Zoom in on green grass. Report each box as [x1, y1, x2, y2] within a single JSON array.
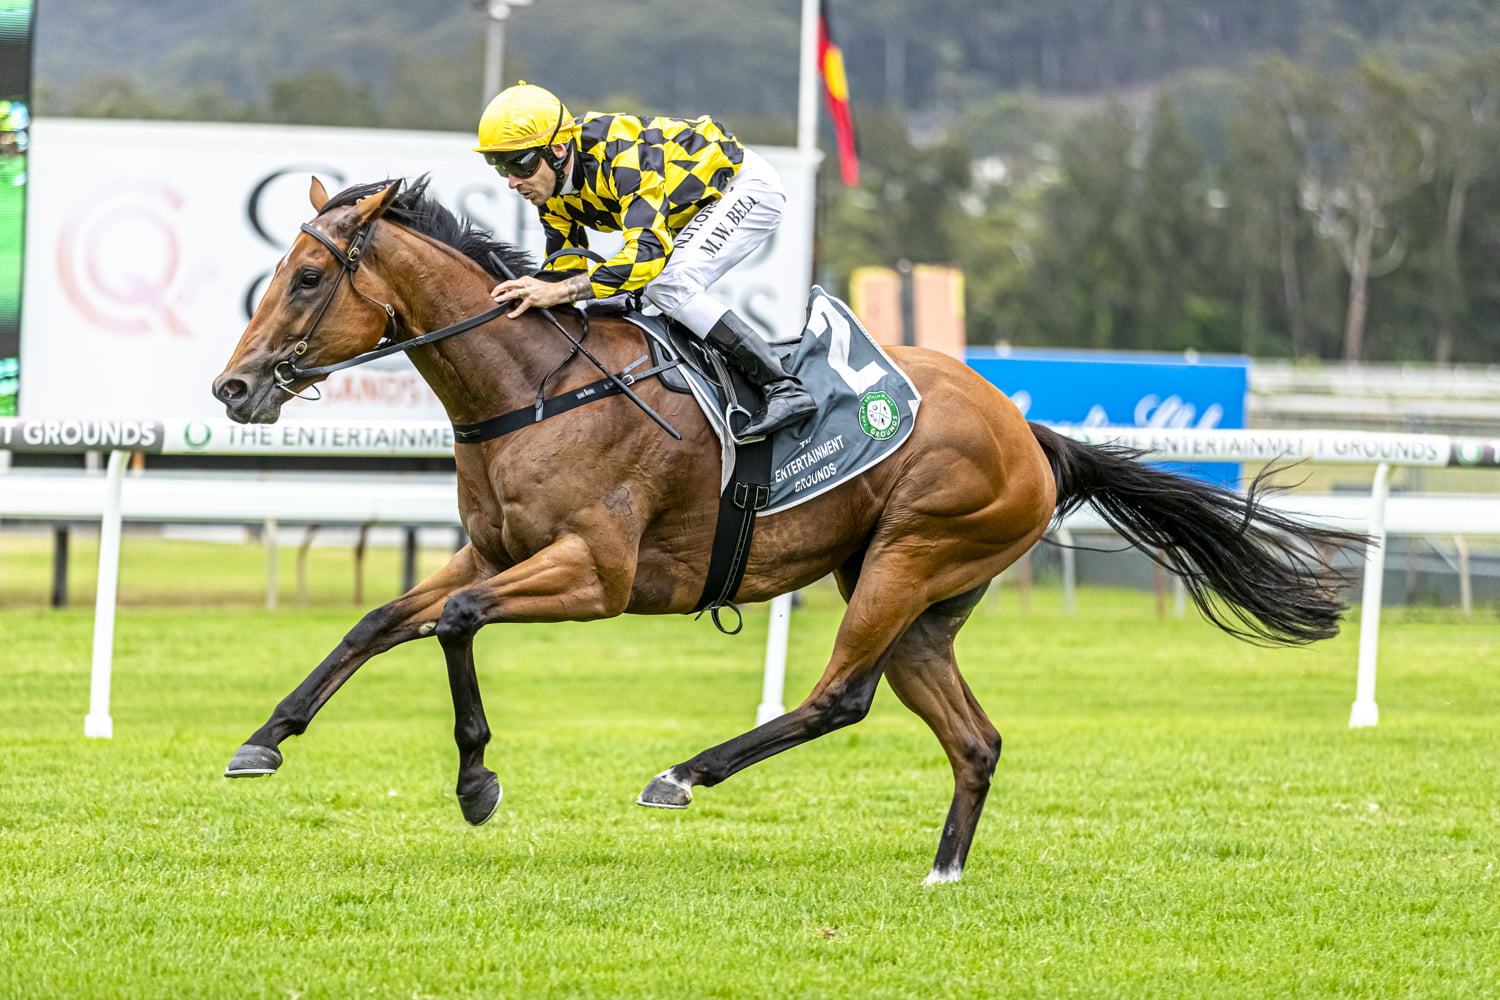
[[2, 536, 1498, 999]]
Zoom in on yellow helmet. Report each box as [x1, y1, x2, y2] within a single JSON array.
[[473, 82, 580, 153]]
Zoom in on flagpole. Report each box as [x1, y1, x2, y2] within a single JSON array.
[[797, 0, 819, 155]]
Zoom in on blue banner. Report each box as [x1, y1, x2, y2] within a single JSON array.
[[965, 348, 1250, 486]]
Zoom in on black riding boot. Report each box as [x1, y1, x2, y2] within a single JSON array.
[[703, 312, 818, 440]]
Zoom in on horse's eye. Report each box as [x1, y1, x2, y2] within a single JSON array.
[[296, 268, 322, 289]]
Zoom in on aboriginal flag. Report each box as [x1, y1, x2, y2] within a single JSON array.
[[818, 0, 859, 186]]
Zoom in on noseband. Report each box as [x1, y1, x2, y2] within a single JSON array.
[[272, 219, 400, 395]]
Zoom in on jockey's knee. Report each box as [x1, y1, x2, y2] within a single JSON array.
[[640, 279, 689, 317], [643, 285, 727, 338]]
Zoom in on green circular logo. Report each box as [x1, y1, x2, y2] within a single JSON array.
[[858, 391, 900, 440], [183, 421, 213, 449]]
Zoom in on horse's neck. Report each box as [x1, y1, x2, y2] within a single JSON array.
[[392, 252, 559, 426]]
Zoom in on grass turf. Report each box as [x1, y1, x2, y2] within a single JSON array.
[[1, 536, 1497, 998]]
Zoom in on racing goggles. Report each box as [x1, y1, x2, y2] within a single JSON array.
[[483, 147, 547, 179]]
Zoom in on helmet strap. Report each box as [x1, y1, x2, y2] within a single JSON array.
[[540, 102, 570, 198], [546, 144, 571, 198]]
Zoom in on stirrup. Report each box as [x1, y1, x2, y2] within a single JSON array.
[[736, 390, 816, 442]]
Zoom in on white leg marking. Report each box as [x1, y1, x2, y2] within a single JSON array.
[[418, 622, 437, 637], [923, 865, 963, 885]]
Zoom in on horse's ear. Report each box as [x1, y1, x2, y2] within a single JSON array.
[[309, 176, 329, 211], [354, 180, 403, 223]]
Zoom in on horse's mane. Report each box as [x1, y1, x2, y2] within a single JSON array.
[[320, 176, 537, 280]]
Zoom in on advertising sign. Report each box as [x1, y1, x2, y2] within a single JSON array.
[[966, 347, 1250, 485], [19, 119, 815, 422]]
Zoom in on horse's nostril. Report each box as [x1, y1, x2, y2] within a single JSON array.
[[216, 378, 247, 403]]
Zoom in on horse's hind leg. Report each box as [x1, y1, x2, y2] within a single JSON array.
[[224, 546, 490, 778], [638, 580, 1000, 883], [637, 559, 935, 809], [879, 586, 1001, 884]]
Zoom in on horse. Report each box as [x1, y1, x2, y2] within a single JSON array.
[[212, 176, 1366, 883]]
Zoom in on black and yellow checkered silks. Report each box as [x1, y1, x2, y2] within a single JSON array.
[[539, 112, 745, 299]]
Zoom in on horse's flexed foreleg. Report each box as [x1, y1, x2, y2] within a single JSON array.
[[224, 545, 492, 778], [427, 531, 638, 825], [433, 595, 502, 826]]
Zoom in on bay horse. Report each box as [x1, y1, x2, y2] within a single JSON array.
[[212, 177, 1364, 883]]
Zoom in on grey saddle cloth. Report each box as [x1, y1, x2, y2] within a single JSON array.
[[620, 287, 922, 514]]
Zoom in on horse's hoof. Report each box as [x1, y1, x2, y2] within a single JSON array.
[[458, 773, 502, 826], [636, 770, 692, 809], [224, 744, 282, 777]]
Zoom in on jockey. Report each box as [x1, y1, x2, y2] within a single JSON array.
[[475, 82, 816, 441]]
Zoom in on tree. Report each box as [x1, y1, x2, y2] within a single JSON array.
[[816, 109, 970, 281], [1224, 62, 1316, 357], [384, 49, 487, 133], [65, 73, 171, 119], [1020, 102, 1139, 349], [1284, 58, 1430, 361], [1412, 49, 1500, 363], [266, 70, 378, 128], [1124, 93, 1221, 352]]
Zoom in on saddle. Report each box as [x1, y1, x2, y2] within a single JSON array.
[[617, 311, 786, 630], [618, 290, 920, 517], [614, 291, 921, 630], [623, 313, 791, 423]]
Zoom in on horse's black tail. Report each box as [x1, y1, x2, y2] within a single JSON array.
[[1028, 421, 1371, 646]]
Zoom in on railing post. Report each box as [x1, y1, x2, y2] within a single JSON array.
[[1454, 535, 1471, 619], [402, 526, 419, 592], [757, 592, 793, 725], [84, 449, 127, 739], [264, 518, 279, 611], [1349, 462, 1389, 729], [1056, 527, 1077, 617], [51, 523, 70, 608]]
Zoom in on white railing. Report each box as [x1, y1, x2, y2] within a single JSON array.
[[2, 419, 461, 738], [1053, 427, 1500, 728], [4, 419, 1498, 735]]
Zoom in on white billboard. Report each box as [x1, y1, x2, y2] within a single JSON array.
[[19, 118, 816, 422]]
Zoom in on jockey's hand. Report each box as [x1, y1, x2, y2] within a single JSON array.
[[490, 275, 573, 318]]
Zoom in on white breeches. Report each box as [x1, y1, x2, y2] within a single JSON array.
[[639, 148, 786, 336]]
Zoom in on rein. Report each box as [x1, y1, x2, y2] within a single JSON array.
[[483, 250, 682, 441], [275, 220, 504, 389], [276, 218, 681, 441]]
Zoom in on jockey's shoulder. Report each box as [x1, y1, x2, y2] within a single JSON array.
[[581, 111, 728, 141]]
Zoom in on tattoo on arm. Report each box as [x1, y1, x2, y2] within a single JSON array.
[[564, 274, 596, 303]]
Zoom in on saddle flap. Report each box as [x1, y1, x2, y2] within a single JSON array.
[[623, 289, 921, 516], [633, 314, 775, 408]]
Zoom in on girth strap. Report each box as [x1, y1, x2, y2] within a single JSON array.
[[692, 435, 775, 633], [451, 357, 681, 444]]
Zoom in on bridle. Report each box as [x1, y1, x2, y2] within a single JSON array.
[[272, 218, 406, 396], [269, 214, 681, 439]]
